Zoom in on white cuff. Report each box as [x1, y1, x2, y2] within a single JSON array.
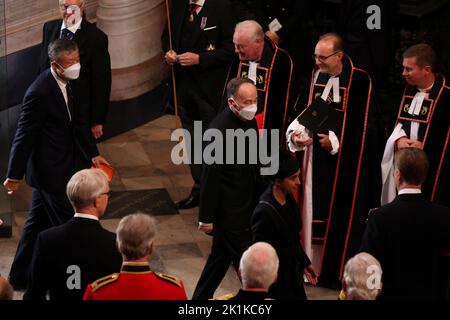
[[286, 120, 309, 152], [328, 130, 339, 155]]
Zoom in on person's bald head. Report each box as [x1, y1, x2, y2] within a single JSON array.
[[0, 276, 13, 300], [233, 20, 265, 61], [314, 33, 345, 75]]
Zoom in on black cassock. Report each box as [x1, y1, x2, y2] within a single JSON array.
[[252, 185, 311, 300], [287, 56, 377, 288], [382, 74, 450, 207]]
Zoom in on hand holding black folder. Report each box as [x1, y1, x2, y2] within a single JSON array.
[[297, 98, 339, 134]]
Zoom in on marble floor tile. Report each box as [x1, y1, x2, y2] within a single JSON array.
[[156, 242, 203, 260], [134, 126, 172, 142], [121, 176, 173, 191], [147, 115, 179, 129], [98, 142, 152, 167]]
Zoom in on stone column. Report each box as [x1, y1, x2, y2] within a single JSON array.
[[96, 0, 169, 101]]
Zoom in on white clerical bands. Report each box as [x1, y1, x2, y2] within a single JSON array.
[[321, 77, 340, 103]]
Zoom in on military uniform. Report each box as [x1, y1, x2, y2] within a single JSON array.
[[215, 290, 271, 300], [83, 262, 187, 300]]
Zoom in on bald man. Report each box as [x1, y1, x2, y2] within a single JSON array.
[[286, 33, 378, 288]]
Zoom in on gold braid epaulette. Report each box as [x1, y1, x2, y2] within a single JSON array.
[[90, 273, 120, 292], [212, 293, 235, 300], [154, 272, 182, 287]]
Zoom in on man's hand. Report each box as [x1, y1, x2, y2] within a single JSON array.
[[304, 265, 318, 285], [317, 133, 332, 151], [198, 223, 213, 234], [177, 52, 200, 66], [265, 31, 280, 45], [91, 124, 103, 139], [165, 50, 178, 65], [3, 179, 20, 195], [92, 155, 111, 167], [292, 132, 312, 148], [396, 137, 423, 149]]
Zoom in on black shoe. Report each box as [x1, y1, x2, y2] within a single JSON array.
[[176, 194, 199, 209]]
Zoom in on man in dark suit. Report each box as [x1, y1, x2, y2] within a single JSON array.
[[192, 78, 260, 299], [162, 0, 236, 209], [24, 168, 122, 300], [3, 39, 109, 289], [39, 0, 111, 139], [360, 148, 450, 300]]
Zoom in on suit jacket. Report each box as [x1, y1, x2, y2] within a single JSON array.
[[24, 217, 122, 300], [199, 107, 260, 233], [360, 193, 450, 300], [161, 0, 236, 109], [39, 19, 111, 126], [6, 69, 99, 194]]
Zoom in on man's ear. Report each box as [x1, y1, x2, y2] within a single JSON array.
[[423, 65, 432, 74]]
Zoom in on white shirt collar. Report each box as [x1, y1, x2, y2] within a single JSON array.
[[61, 17, 83, 34], [50, 66, 67, 86], [74, 213, 99, 221], [190, 0, 205, 6], [398, 188, 422, 195]]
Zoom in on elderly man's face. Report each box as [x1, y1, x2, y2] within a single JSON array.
[[233, 31, 263, 62], [60, 0, 83, 27], [314, 40, 342, 74]]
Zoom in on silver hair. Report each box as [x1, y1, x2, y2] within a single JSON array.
[[235, 20, 265, 42], [239, 242, 279, 290], [66, 168, 108, 210], [116, 214, 157, 261], [343, 252, 383, 300], [59, 0, 85, 5]]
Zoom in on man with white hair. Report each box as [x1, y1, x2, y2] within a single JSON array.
[[24, 169, 122, 300], [216, 242, 279, 300], [340, 252, 382, 300], [231, 20, 293, 133], [39, 0, 111, 140], [84, 213, 187, 300]]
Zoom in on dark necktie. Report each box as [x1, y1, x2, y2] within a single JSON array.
[[66, 83, 74, 121], [61, 28, 75, 40]]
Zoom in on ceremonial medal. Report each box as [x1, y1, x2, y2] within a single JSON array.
[[200, 17, 208, 29], [206, 44, 215, 51], [189, 13, 194, 22]]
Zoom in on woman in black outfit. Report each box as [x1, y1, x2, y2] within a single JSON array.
[[251, 151, 318, 299]]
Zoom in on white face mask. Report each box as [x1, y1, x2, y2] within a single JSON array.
[[231, 99, 258, 121], [57, 62, 81, 80]]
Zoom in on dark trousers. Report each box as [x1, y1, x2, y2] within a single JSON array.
[[8, 189, 73, 287], [178, 92, 219, 196], [192, 228, 250, 300]]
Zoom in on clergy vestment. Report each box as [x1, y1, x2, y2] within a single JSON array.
[[286, 55, 376, 287], [230, 37, 294, 135], [381, 74, 450, 207]]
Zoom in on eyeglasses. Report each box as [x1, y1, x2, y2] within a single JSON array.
[[100, 191, 112, 197], [312, 51, 341, 62]]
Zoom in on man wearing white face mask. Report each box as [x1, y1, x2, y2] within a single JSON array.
[[39, 0, 111, 140], [193, 78, 261, 299], [3, 39, 110, 290]]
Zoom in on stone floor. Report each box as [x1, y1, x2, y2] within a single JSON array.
[[0, 114, 339, 300]]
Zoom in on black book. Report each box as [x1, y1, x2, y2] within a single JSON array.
[[296, 98, 340, 134]]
